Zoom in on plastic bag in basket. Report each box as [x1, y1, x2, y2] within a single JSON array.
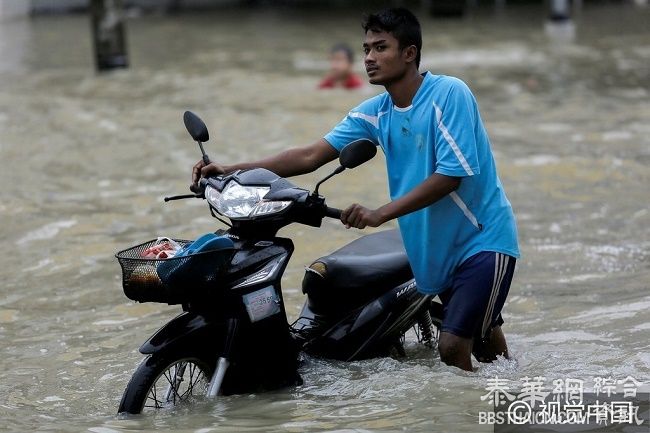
[[140, 237, 183, 259], [156, 233, 234, 290]]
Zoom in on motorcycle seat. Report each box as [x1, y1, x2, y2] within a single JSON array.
[[302, 229, 413, 314]]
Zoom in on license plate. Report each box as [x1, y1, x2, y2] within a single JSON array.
[[242, 286, 281, 323]]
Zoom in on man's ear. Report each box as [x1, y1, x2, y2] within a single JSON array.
[[402, 45, 418, 64]]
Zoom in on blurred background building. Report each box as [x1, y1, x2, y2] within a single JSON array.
[[0, 0, 645, 17]]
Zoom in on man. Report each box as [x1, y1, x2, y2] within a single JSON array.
[[318, 43, 364, 90], [192, 8, 519, 371]]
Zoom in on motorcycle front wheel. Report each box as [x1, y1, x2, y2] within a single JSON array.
[[118, 353, 214, 414]]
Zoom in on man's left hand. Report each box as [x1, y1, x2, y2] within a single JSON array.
[[341, 204, 385, 229]]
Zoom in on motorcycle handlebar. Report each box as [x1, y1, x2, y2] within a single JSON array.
[[165, 193, 203, 202], [324, 206, 342, 219]]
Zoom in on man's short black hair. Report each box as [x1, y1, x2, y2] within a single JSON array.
[[331, 43, 354, 63], [362, 7, 422, 68]]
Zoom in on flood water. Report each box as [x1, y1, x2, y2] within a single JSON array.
[[1, 3, 649, 432]]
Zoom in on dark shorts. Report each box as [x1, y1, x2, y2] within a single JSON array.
[[438, 251, 516, 341]]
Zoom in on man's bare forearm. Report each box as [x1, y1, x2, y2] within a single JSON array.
[[340, 173, 461, 229], [223, 139, 338, 178], [223, 148, 316, 177], [377, 173, 461, 223]]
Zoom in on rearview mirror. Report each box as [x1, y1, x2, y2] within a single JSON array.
[[339, 139, 377, 169], [183, 111, 209, 143]]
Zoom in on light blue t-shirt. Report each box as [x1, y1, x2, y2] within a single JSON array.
[[324, 72, 520, 295]]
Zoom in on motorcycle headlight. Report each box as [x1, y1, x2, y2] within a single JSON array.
[[205, 182, 291, 219]]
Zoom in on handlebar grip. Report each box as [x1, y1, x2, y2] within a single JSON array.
[[324, 207, 342, 219], [190, 178, 209, 194]]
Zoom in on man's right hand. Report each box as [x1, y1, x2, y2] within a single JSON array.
[[191, 160, 227, 191]]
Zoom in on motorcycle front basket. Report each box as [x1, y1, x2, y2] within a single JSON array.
[[115, 238, 234, 304]]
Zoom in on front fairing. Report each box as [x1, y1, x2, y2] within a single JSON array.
[[205, 168, 324, 235], [206, 168, 309, 201]]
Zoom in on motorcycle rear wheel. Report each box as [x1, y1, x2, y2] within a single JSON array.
[[118, 353, 213, 414]]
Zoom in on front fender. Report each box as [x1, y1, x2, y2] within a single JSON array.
[[139, 311, 221, 355]]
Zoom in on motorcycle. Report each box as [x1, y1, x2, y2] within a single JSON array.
[[115, 111, 443, 414]]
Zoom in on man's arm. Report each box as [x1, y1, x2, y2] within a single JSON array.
[[191, 138, 339, 188], [341, 173, 461, 229]]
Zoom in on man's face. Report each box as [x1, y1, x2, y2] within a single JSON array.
[[363, 30, 409, 86], [329, 50, 353, 80]]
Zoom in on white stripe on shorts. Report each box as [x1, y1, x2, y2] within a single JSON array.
[[481, 253, 510, 338]]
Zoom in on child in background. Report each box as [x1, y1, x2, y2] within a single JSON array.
[[318, 43, 364, 90]]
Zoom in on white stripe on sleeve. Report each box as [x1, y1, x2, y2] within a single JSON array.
[[433, 102, 474, 176], [349, 112, 379, 129]]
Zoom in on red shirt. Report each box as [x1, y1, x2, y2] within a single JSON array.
[[318, 73, 364, 89]]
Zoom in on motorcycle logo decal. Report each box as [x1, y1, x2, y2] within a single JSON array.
[[396, 281, 417, 298]]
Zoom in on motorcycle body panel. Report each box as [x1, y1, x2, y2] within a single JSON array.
[[293, 278, 430, 361], [139, 311, 221, 355]]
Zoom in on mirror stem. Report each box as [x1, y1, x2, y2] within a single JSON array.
[[198, 141, 210, 164], [313, 165, 345, 197]]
